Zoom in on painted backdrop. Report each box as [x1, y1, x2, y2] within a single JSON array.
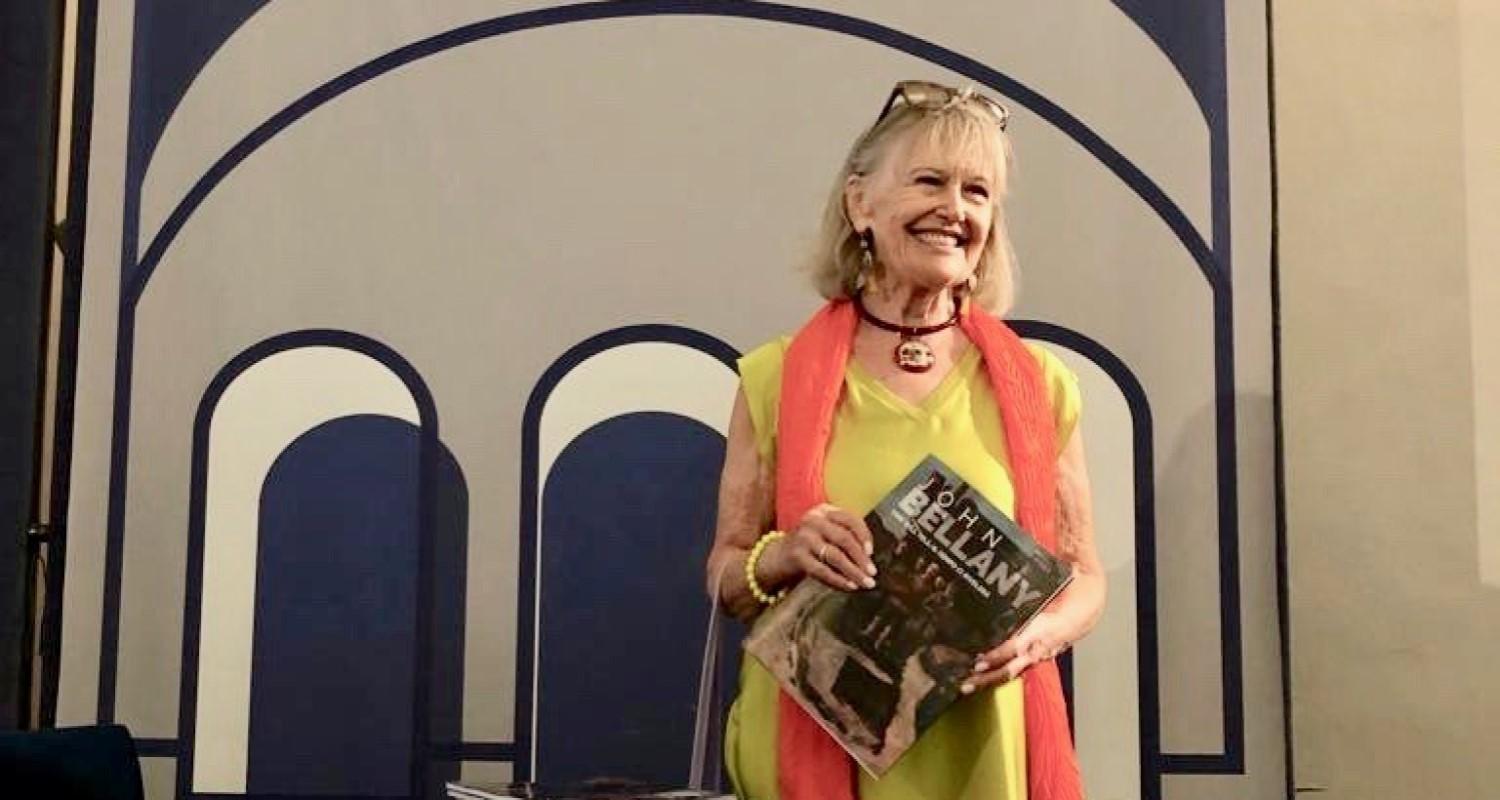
[[53, 2, 1280, 799]]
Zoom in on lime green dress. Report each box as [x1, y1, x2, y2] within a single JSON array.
[[725, 337, 1082, 800]]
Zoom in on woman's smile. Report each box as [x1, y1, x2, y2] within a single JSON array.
[[908, 224, 969, 251]]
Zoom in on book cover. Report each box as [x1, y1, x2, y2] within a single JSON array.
[[742, 454, 1073, 776]]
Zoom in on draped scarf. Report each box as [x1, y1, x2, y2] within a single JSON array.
[[772, 299, 1083, 800]]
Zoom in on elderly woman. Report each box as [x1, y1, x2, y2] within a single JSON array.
[[705, 81, 1105, 800]]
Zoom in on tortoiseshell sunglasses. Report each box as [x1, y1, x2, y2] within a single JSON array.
[[876, 80, 1011, 131]]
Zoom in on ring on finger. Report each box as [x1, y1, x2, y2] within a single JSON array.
[[817, 543, 829, 563]]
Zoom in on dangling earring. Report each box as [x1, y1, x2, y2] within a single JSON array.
[[854, 229, 875, 293], [952, 272, 976, 313]]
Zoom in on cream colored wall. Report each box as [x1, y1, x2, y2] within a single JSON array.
[[1460, 0, 1500, 590], [1276, 1, 1500, 797]]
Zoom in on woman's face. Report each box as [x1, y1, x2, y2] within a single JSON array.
[[846, 129, 998, 293]]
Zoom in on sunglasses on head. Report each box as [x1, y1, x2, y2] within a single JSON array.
[[875, 80, 1011, 131]]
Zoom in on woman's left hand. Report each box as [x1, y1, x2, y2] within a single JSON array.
[[962, 427, 1107, 694], [962, 611, 1071, 694]]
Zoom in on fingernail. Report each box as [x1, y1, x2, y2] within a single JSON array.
[[862, 577, 876, 589], [960, 683, 975, 695], [865, 541, 874, 556], [865, 563, 878, 576], [973, 660, 988, 672], [846, 580, 858, 590]]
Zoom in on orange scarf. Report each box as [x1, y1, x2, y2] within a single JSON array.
[[773, 299, 1083, 800]]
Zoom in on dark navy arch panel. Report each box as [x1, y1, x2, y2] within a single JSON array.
[[536, 411, 737, 785], [247, 414, 468, 797], [1109, 0, 1226, 129], [249, 414, 419, 795], [129, 1, 271, 176]]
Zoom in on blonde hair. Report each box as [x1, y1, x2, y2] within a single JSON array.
[[807, 92, 1018, 314]]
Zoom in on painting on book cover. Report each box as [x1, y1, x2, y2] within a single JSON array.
[[746, 455, 1072, 774]]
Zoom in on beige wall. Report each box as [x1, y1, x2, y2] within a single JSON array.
[[1277, 1, 1500, 797]]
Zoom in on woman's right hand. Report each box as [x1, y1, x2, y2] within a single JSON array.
[[761, 503, 879, 592]]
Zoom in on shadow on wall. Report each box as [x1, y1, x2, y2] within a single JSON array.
[[1154, 391, 1275, 756]]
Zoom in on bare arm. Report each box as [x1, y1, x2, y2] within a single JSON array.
[[966, 427, 1107, 690], [705, 389, 879, 624], [704, 389, 778, 623], [1046, 427, 1108, 636]]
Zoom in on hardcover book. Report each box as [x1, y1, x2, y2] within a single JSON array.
[[743, 454, 1073, 775]]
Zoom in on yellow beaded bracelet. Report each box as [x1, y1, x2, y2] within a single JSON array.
[[745, 530, 787, 606]]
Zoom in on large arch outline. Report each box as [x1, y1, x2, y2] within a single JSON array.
[[124, 0, 1216, 298], [515, 324, 741, 780], [95, 0, 1246, 775], [1015, 319, 1161, 799], [172, 330, 444, 798]]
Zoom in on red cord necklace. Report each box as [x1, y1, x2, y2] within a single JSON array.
[[853, 293, 961, 373]]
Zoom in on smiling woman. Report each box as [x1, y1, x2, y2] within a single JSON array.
[[809, 82, 1018, 320], [705, 81, 1106, 800]]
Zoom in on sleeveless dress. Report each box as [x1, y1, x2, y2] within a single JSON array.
[[725, 337, 1082, 800]]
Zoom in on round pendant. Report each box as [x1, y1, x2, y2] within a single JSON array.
[[894, 339, 936, 373]]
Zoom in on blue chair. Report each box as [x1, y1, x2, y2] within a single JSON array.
[[0, 724, 144, 800]]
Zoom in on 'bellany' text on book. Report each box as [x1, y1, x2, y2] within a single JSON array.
[[743, 454, 1073, 775]]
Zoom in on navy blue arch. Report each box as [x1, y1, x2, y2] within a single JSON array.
[[172, 330, 452, 800], [517, 324, 740, 782], [93, 0, 1248, 777], [1110, 0, 1227, 137], [120, 2, 1227, 192], [126, 1, 271, 186], [1107, 11, 1244, 743], [536, 412, 732, 785], [118, 1, 270, 290], [1014, 319, 1163, 800], [249, 414, 443, 796], [123, 0, 1217, 300]]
